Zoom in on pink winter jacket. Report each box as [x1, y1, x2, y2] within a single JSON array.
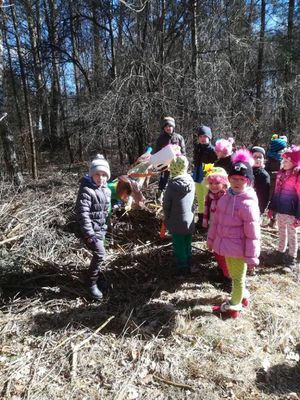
[[207, 187, 261, 265]]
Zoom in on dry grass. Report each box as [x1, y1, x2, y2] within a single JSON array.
[[0, 165, 300, 400]]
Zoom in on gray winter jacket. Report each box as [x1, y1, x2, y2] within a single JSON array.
[[163, 174, 195, 235], [75, 176, 111, 239]]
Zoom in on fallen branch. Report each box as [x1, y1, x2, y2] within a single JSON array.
[[70, 315, 115, 383], [153, 374, 194, 391]]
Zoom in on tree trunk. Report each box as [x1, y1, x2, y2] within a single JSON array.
[[0, 1, 23, 185], [70, 0, 83, 161], [282, 0, 295, 140], [25, 0, 50, 140], [10, 0, 38, 179], [3, 24, 27, 168], [251, 0, 265, 144], [190, 0, 199, 78]]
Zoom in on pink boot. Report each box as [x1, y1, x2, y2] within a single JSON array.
[[212, 302, 241, 319]]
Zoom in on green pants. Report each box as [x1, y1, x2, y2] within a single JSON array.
[[225, 256, 247, 305], [172, 234, 192, 268], [195, 182, 208, 214]]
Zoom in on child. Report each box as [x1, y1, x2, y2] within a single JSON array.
[[155, 117, 186, 201], [214, 137, 235, 173], [268, 145, 300, 273], [108, 175, 144, 209], [250, 146, 270, 216], [192, 125, 217, 227], [163, 155, 195, 275], [75, 154, 111, 300], [203, 167, 230, 281], [265, 135, 288, 227], [207, 149, 261, 318]]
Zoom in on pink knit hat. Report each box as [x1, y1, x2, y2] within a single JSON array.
[[205, 167, 228, 186], [215, 137, 234, 156], [283, 145, 300, 166]]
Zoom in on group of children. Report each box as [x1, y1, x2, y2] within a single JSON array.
[[75, 119, 300, 319]]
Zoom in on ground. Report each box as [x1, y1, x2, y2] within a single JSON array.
[[0, 165, 299, 400]]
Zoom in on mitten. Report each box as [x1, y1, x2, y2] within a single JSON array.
[[86, 235, 98, 245]]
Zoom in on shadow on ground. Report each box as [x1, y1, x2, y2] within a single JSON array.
[[256, 360, 300, 395], [1, 235, 220, 339]]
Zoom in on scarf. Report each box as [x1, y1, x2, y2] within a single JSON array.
[[203, 190, 226, 228]]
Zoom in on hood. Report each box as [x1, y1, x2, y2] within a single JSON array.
[[227, 186, 257, 217], [169, 174, 194, 194], [228, 186, 257, 200]]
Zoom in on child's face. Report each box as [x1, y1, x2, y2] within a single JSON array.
[[92, 171, 108, 186], [229, 175, 248, 193], [216, 150, 225, 159], [198, 135, 209, 144], [208, 180, 224, 194], [282, 157, 295, 170], [164, 124, 174, 134], [253, 152, 265, 168]]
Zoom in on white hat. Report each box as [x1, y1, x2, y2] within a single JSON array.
[[89, 154, 111, 179]]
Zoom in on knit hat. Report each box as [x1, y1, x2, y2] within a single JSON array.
[[162, 116, 175, 128], [269, 136, 288, 153], [204, 167, 228, 186], [251, 146, 265, 157], [282, 145, 300, 166], [197, 125, 212, 140], [170, 155, 189, 177], [229, 149, 254, 182], [89, 154, 111, 179], [215, 137, 234, 156]]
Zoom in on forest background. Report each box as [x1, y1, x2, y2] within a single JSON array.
[[0, 0, 299, 183], [0, 2, 300, 399]]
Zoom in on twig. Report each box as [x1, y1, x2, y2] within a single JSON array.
[[70, 316, 115, 383], [153, 374, 194, 391], [52, 329, 87, 352], [116, 243, 126, 254], [0, 234, 25, 246]]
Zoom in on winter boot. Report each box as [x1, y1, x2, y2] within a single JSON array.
[[282, 255, 298, 274], [240, 288, 250, 308], [271, 251, 286, 265], [174, 260, 191, 277], [88, 284, 103, 301], [97, 275, 112, 295], [242, 297, 250, 307], [212, 302, 241, 319]]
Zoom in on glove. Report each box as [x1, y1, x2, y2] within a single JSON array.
[[267, 210, 273, 219], [85, 235, 98, 245], [293, 219, 300, 228]]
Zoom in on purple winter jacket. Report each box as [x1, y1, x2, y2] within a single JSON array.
[[207, 187, 261, 265], [268, 168, 300, 219]]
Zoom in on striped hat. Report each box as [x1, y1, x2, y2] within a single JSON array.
[[89, 154, 111, 179], [162, 116, 175, 128], [251, 146, 265, 156], [269, 138, 287, 153]]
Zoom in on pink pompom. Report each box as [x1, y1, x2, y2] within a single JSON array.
[[231, 148, 254, 167]]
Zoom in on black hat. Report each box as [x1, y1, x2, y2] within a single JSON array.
[[197, 125, 212, 140], [229, 149, 254, 182]]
